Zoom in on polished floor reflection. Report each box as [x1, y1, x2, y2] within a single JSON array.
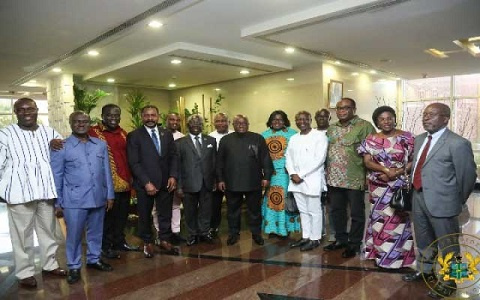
[[1, 193, 479, 300]]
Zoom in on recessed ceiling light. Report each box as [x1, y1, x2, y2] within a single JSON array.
[[395, 77, 401, 80], [88, 50, 99, 56], [347, 89, 354, 92], [52, 68, 62, 73], [286, 78, 294, 81], [334, 61, 341, 65], [148, 20, 163, 28], [168, 83, 176, 88], [285, 47, 295, 54], [214, 88, 221, 91], [171, 59, 182, 64], [240, 70, 250, 75], [370, 70, 377, 74], [107, 78, 115, 83], [351, 72, 359, 76]]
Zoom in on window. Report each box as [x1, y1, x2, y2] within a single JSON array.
[[0, 97, 49, 128]]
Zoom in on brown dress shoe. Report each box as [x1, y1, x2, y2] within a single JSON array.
[[143, 243, 154, 258], [42, 267, 67, 277], [19, 276, 37, 288], [158, 240, 179, 255]]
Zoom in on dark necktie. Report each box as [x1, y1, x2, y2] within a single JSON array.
[[151, 129, 160, 154], [412, 135, 432, 190], [194, 135, 202, 156]]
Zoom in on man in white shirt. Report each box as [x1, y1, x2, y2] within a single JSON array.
[[208, 113, 233, 236], [0, 98, 67, 288]]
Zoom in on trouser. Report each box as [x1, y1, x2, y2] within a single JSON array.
[[329, 187, 365, 248], [7, 200, 60, 279], [137, 189, 173, 242], [293, 192, 323, 240], [210, 190, 224, 230], [153, 193, 181, 234], [63, 206, 105, 269], [225, 190, 262, 235], [184, 186, 212, 237], [102, 191, 130, 250], [412, 190, 460, 273]]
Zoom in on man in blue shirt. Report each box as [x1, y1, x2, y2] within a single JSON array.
[[51, 111, 115, 284]]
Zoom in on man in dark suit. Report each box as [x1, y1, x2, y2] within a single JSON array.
[[127, 105, 179, 258], [175, 115, 217, 245], [402, 103, 477, 299], [217, 114, 273, 246]]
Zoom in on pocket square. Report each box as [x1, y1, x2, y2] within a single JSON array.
[[207, 144, 213, 148]]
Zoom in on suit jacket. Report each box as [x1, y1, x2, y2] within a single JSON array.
[[217, 131, 273, 192], [51, 135, 115, 209], [176, 134, 216, 193], [127, 126, 178, 191], [413, 128, 477, 217]]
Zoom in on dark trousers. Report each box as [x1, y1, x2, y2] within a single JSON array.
[[102, 191, 130, 250], [184, 185, 212, 237], [412, 190, 460, 273], [210, 190, 224, 230], [329, 186, 365, 248], [137, 189, 173, 243], [225, 190, 262, 236]]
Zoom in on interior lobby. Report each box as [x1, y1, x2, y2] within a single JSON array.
[[1, 0, 480, 299]]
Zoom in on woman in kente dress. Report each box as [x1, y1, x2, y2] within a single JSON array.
[[357, 106, 416, 269], [262, 110, 300, 238]]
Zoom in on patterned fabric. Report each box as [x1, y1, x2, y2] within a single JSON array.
[[89, 123, 131, 192], [358, 132, 416, 269], [326, 116, 376, 190], [261, 127, 300, 236]]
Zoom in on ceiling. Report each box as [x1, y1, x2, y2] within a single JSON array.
[[1, 0, 479, 95]]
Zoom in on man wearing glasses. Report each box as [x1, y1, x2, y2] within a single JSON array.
[[323, 98, 375, 258]]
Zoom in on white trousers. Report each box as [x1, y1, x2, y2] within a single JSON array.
[[293, 192, 323, 240], [7, 200, 60, 279], [152, 195, 182, 234]]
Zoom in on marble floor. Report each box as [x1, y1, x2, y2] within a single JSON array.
[[1, 193, 479, 300]]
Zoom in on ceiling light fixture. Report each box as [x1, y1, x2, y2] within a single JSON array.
[[52, 68, 62, 73], [370, 70, 377, 74], [351, 72, 359, 76], [424, 48, 449, 58], [347, 89, 354, 92], [453, 39, 480, 57], [240, 70, 250, 75], [334, 61, 341, 65], [171, 59, 182, 64], [148, 20, 163, 28], [286, 78, 294, 81], [168, 83, 176, 88], [29, 80, 37, 83], [88, 50, 99, 56], [395, 77, 401, 80], [285, 47, 295, 54], [214, 88, 221, 91], [107, 78, 115, 83]]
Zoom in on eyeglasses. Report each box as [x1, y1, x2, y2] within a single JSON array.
[[335, 106, 353, 111], [15, 107, 38, 114]]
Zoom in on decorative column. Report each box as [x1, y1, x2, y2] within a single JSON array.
[[46, 74, 74, 137]]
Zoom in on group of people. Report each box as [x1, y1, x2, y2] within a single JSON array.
[[0, 97, 477, 299]]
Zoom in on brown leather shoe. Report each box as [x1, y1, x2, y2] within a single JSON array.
[[143, 243, 154, 258], [42, 267, 67, 277], [158, 240, 179, 255], [19, 276, 37, 288]]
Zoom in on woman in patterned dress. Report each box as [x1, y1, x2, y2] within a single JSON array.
[[261, 110, 300, 238], [358, 106, 416, 269]]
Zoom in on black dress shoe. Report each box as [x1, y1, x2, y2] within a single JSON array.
[[186, 236, 198, 246], [143, 243, 154, 258], [67, 269, 81, 284], [158, 240, 180, 255], [199, 234, 215, 244], [252, 234, 264, 245], [341, 246, 359, 258], [402, 271, 436, 282], [227, 235, 239, 245], [428, 282, 456, 299], [323, 242, 348, 251], [300, 240, 321, 251], [18, 276, 37, 288], [102, 249, 121, 259], [115, 243, 140, 252], [290, 238, 309, 248], [87, 260, 113, 272]]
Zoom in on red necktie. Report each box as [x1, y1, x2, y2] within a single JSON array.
[[412, 135, 432, 190]]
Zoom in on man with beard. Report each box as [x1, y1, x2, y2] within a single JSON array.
[[0, 98, 67, 288], [217, 114, 273, 246], [89, 104, 139, 258], [127, 105, 179, 258]]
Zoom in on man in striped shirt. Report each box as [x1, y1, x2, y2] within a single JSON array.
[[0, 98, 67, 288]]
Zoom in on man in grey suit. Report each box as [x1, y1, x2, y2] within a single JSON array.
[[402, 103, 477, 299], [176, 115, 217, 246]]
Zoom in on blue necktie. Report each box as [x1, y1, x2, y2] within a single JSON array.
[[151, 129, 160, 154]]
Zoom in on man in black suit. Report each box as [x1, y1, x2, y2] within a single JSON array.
[[127, 105, 179, 258], [176, 115, 217, 246], [217, 114, 273, 246]]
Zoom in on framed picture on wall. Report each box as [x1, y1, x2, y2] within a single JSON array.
[[328, 80, 343, 108]]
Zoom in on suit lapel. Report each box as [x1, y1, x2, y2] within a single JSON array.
[[423, 129, 449, 166], [185, 135, 199, 157], [413, 133, 426, 165]]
